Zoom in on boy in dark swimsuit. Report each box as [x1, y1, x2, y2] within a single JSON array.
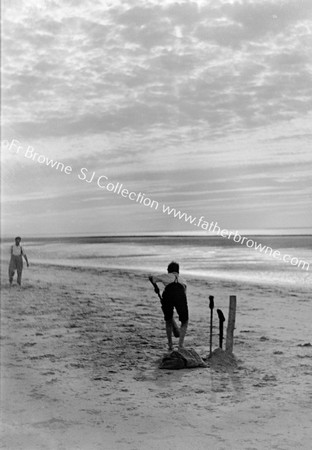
[[149, 261, 188, 351]]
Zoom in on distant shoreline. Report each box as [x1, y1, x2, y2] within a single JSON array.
[[0, 259, 309, 292], [1, 233, 311, 242]]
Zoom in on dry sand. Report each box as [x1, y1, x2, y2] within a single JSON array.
[[1, 263, 311, 449]]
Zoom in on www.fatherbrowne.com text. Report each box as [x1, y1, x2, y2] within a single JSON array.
[[3, 139, 310, 272]]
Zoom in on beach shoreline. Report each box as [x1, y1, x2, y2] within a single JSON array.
[[1, 263, 311, 449]]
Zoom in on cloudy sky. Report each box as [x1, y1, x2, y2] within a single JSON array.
[[2, 0, 312, 236]]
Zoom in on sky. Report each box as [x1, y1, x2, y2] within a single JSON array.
[[1, 0, 312, 237]]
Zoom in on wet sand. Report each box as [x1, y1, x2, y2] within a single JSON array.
[[1, 263, 311, 449]]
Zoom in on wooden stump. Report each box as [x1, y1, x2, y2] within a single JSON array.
[[225, 295, 236, 354]]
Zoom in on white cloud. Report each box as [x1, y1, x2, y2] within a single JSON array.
[[1, 0, 312, 234]]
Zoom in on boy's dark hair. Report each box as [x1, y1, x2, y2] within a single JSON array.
[[167, 261, 179, 273], [15, 237, 21, 241]]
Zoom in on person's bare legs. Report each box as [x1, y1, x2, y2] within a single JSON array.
[[178, 321, 188, 350], [165, 320, 173, 351]]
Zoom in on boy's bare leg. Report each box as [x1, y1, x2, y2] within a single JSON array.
[[9, 265, 14, 286], [17, 258, 23, 286], [178, 321, 188, 350], [165, 321, 173, 350], [17, 270, 22, 286]]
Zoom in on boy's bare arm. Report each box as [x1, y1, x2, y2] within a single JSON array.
[[149, 274, 167, 284], [148, 275, 158, 287], [22, 250, 29, 266], [148, 275, 161, 296]]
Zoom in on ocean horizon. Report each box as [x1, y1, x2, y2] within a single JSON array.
[[1, 228, 312, 240], [1, 234, 311, 291]]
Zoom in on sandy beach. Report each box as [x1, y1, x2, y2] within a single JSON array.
[[1, 262, 311, 450]]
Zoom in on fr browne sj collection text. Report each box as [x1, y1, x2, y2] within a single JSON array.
[[4, 139, 158, 207], [2, 138, 310, 271]]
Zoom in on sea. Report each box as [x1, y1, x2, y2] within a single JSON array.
[[1, 235, 311, 290]]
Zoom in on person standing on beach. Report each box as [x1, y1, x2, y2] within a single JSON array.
[[9, 237, 29, 286], [149, 261, 189, 351]]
